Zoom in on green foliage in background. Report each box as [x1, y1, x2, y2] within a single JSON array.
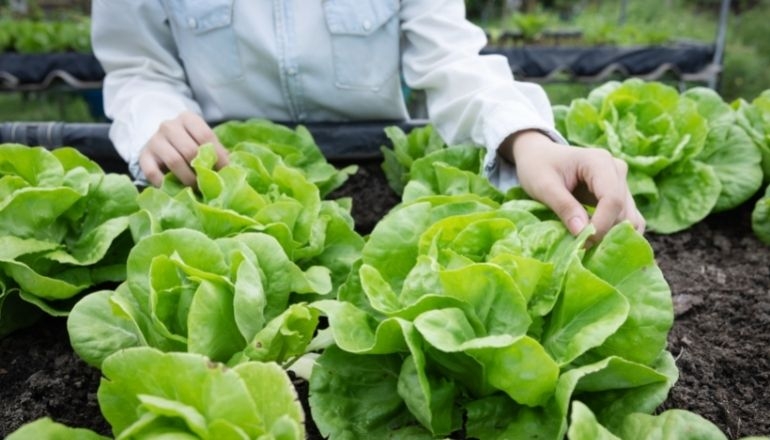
[[472, 0, 770, 103], [0, 17, 91, 53]]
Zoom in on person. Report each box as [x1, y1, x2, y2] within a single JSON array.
[[91, 0, 644, 242]]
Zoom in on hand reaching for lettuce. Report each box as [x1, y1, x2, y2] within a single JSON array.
[[500, 129, 645, 242], [139, 111, 229, 186]]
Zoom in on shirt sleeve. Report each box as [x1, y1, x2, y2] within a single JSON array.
[[399, 0, 567, 190], [92, 0, 202, 179]]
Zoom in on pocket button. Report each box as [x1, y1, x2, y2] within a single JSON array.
[[187, 17, 198, 29], [362, 19, 372, 31]]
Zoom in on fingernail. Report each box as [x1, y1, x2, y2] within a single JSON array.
[[567, 216, 587, 235]]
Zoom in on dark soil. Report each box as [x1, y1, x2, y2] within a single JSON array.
[[1, 161, 769, 439], [654, 204, 770, 439]]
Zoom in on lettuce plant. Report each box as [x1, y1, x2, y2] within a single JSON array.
[[68, 228, 329, 368], [308, 192, 676, 439], [0, 144, 138, 336], [214, 119, 357, 197], [7, 348, 306, 439], [680, 87, 762, 212], [380, 124, 448, 195], [733, 90, 770, 183], [555, 79, 761, 233], [567, 401, 735, 440], [380, 124, 507, 204], [752, 182, 770, 245], [133, 140, 364, 294], [733, 90, 770, 245]]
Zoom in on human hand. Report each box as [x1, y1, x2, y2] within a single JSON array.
[[139, 111, 229, 186], [501, 130, 645, 242]]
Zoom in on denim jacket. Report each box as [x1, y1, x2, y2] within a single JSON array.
[[92, 0, 564, 188]]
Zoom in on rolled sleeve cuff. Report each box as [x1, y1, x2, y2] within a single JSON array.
[[480, 103, 568, 191]]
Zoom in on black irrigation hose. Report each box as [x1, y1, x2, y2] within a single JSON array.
[[0, 120, 429, 172], [0, 121, 127, 174]]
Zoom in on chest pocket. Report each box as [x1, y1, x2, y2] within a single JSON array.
[[164, 0, 243, 86], [323, 0, 400, 91]]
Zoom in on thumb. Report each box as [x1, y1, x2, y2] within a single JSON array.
[[529, 182, 589, 236]]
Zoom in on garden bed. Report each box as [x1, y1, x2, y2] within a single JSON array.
[[0, 160, 768, 439]]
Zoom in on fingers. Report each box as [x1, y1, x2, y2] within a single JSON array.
[[579, 152, 644, 240], [142, 136, 197, 186], [179, 112, 229, 168], [577, 151, 627, 240], [625, 191, 646, 234], [510, 136, 592, 236], [522, 170, 590, 236], [139, 111, 227, 187], [138, 147, 165, 187], [160, 115, 205, 164], [508, 133, 645, 243], [551, 196, 591, 237]]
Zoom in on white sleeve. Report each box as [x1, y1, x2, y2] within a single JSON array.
[[92, 0, 201, 177], [399, 0, 566, 189]]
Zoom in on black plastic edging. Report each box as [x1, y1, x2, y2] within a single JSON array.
[[0, 120, 429, 174]]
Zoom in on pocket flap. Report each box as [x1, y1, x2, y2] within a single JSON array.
[[167, 0, 234, 34], [323, 0, 398, 36]]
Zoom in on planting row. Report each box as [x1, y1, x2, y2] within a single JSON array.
[[1, 80, 769, 439]]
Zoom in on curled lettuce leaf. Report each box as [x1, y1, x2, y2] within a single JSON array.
[[98, 347, 305, 439], [568, 401, 734, 440], [5, 417, 109, 440], [6, 352, 308, 439]]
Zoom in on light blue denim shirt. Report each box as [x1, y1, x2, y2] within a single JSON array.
[[92, 0, 564, 189]]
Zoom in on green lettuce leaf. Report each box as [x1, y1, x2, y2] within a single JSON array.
[[99, 347, 304, 439], [5, 417, 109, 440], [568, 400, 732, 440], [752, 183, 770, 245]]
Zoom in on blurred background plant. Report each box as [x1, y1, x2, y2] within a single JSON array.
[[469, 0, 770, 105], [0, 0, 94, 121]]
